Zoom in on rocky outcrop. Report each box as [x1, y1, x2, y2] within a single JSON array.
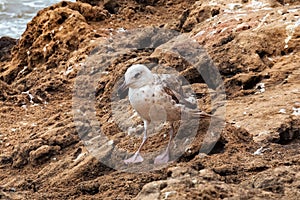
[[0, 37, 17, 63], [1, 1, 108, 86], [0, 0, 299, 199]]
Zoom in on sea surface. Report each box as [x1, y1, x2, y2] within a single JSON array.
[[0, 0, 75, 39]]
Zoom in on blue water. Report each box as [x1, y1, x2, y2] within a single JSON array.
[[0, 0, 75, 38]]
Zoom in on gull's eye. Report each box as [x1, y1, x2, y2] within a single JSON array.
[[134, 72, 141, 79]]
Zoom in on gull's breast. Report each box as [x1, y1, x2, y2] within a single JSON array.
[[128, 85, 181, 122]]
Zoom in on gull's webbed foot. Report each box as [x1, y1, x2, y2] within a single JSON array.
[[124, 152, 144, 164], [154, 150, 170, 164]]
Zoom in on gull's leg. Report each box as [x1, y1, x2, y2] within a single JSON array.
[[154, 123, 174, 164], [124, 120, 149, 164]]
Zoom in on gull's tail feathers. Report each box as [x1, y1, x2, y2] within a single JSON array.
[[187, 110, 223, 120]]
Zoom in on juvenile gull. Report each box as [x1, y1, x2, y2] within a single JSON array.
[[120, 64, 212, 164]]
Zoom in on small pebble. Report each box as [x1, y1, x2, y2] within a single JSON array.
[[279, 108, 286, 114]]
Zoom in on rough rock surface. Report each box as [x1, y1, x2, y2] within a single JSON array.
[[0, 0, 299, 199], [0, 37, 17, 63]]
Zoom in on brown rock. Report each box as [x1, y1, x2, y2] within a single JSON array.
[[182, 3, 221, 32], [1, 1, 108, 86], [0, 0, 300, 199], [250, 166, 300, 195], [0, 37, 17, 62], [77, 0, 101, 6], [103, 0, 120, 14], [29, 145, 61, 165], [0, 80, 17, 101]]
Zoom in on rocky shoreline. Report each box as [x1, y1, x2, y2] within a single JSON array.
[[0, 0, 299, 199]]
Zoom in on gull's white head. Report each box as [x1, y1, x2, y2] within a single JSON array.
[[124, 64, 154, 89]]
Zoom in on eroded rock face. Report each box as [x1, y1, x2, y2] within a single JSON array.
[[2, 1, 108, 85], [0, 37, 17, 63], [0, 0, 299, 199], [77, 0, 102, 6]]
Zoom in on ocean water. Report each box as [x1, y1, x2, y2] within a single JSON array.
[[0, 0, 75, 39]]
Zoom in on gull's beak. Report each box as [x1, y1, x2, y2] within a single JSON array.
[[117, 80, 129, 98]]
